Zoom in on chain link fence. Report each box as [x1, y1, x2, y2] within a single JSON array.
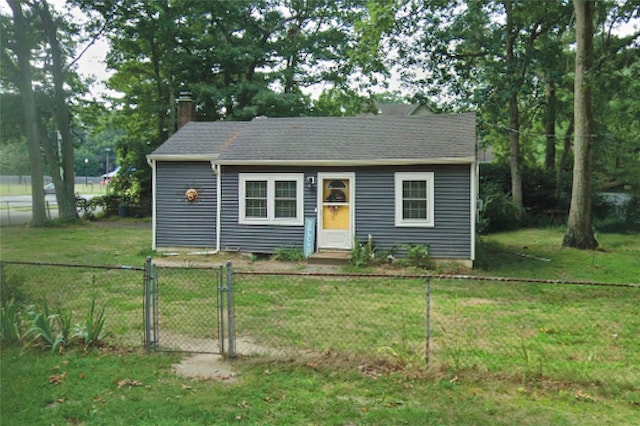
[[1, 260, 638, 389], [232, 272, 639, 388], [0, 261, 144, 347]]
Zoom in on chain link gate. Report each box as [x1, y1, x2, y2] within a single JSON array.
[[144, 258, 236, 356]]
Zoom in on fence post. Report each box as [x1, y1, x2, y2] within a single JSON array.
[[218, 265, 225, 355], [144, 256, 153, 352], [226, 261, 236, 358], [425, 274, 431, 370]]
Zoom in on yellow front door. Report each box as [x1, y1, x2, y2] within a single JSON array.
[[317, 173, 354, 249]]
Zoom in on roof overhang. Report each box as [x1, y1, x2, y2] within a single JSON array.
[[146, 154, 219, 162], [217, 157, 476, 166]]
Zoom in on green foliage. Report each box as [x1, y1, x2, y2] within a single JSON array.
[[351, 237, 376, 267], [0, 299, 24, 343], [55, 308, 74, 347], [480, 182, 525, 232], [624, 195, 640, 232], [74, 299, 111, 349], [376, 311, 425, 371], [273, 247, 305, 262], [0, 268, 26, 307], [88, 193, 128, 217], [310, 87, 374, 117], [1, 293, 110, 352], [27, 300, 64, 352], [402, 244, 431, 268]]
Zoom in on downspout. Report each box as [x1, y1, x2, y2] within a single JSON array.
[[147, 157, 157, 251], [471, 161, 478, 263], [212, 161, 221, 253]]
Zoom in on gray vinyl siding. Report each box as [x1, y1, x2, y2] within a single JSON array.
[[355, 165, 471, 259], [155, 161, 216, 248], [219, 165, 471, 259], [220, 166, 316, 253]]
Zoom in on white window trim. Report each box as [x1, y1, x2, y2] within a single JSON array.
[[394, 172, 435, 227], [239, 173, 304, 226]]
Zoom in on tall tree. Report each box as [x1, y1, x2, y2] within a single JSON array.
[[4, 0, 47, 225], [563, 0, 598, 249], [33, 0, 78, 220], [3, 0, 88, 222]]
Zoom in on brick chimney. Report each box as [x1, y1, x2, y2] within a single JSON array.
[[177, 91, 196, 129]]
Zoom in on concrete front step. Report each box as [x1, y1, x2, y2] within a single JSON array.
[[307, 251, 351, 265]]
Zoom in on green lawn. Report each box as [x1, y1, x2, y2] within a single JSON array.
[[1, 223, 639, 425], [475, 228, 640, 284], [1, 346, 639, 426], [0, 182, 109, 196]]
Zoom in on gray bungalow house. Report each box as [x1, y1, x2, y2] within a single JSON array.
[[147, 111, 478, 266]]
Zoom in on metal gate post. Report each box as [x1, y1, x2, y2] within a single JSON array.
[[144, 257, 158, 352], [425, 274, 431, 370], [218, 265, 225, 355], [144, 257, 152, 351], [226, 261, 236, 358]]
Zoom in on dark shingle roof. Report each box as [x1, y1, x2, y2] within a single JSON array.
[[149, 113, 476, 164], [150, 121, 249, 157]]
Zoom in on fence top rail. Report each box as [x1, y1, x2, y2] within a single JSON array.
[[233, 270, 640, 288], [0, 260, 144, 271], [156, 264, 224, 271]]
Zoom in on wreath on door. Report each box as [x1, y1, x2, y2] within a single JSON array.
[[185, 188, 199, 202], [326, 189, 346, 202]]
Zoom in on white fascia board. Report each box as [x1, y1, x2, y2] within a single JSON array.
[[146, 154, 219, 162], [218, 157, 476, 166], [150, 158, 157, 251]]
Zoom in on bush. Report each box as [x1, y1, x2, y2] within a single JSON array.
[[273, 247, 305, 261], [402, 244, 431, 268], [0, 269, 26, 307], [88, 194, 123, 217], [351, 237, 376, 267], [624, 194, 640, 231], [479, 162, 573, 230], [480, 182, 525, 232]]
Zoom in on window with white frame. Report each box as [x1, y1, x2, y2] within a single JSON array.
[[394, 172, 435, 227], [239, 174, 304, 225]]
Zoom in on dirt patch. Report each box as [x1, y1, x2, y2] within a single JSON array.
[[153, 251, 304, 272], [173, 354, 237, 382], [170, 335, 288, 382]]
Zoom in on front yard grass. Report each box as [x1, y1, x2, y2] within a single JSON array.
[[1, 222, 639, 425], [1, 345, 639, 426]]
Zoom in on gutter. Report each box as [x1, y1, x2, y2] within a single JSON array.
[[217, 157, 476, 166]]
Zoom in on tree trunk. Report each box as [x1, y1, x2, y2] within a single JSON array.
[[505, 3, 523, 208], [563, 0, 598, 249], [544, 80, 557, 170], [555, 118, 574, 203], [8, 1, 47, 226], [36, 0, 78, 220]]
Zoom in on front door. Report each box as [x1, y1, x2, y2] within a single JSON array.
[[317, 172, 354, 250]]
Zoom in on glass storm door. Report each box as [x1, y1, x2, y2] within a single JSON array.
[[317, 173, 354, 250]]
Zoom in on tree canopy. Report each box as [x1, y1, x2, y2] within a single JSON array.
[[2, 0, 638, 236]]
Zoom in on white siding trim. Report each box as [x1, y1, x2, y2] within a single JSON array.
[[150, 159, 157, 250], [238, 173, 304, 226], [216, 163, 222, 252], [471, 162, 478, 261], [394, 172, 435, 228]]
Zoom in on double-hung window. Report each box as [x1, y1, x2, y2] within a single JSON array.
[[239, 174, 304, 225], [394, 172, 434, 227]]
